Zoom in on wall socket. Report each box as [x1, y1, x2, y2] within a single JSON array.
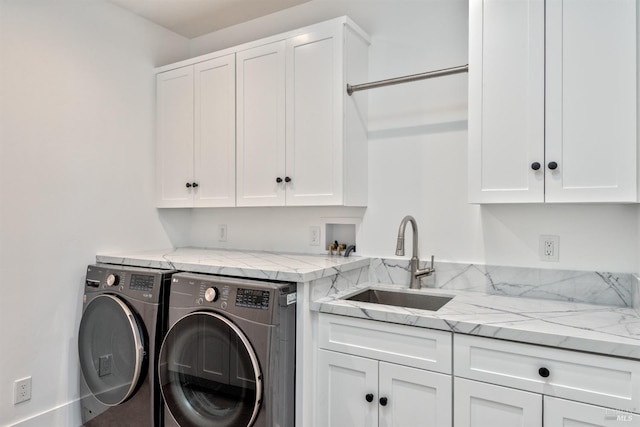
[[539, 235, 560, 262], [309, 226, 321, 246], [218, 224, 227, 242], [14, 377, 31, 404]]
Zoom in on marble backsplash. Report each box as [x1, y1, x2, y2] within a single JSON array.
[[369, 258, 640, 310]]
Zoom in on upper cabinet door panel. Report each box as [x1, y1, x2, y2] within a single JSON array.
[[545, 0, 637, 203], [156, 67, 195, 207], [236, 42, 286, 207], [468, 0, 545, 203], [285, 28, 343, 206], [194, 56, 236, 207]]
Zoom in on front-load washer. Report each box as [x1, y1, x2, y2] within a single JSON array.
[[158, 272, 296, 427], [78, 264, 174, 426]]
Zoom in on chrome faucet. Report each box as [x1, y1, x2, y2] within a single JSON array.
[[395, 215, 435, 289]]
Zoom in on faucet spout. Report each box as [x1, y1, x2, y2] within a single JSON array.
[[395, 215, 435, 289]]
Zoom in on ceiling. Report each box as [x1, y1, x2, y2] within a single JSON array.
[[107, 0, 312, 39]]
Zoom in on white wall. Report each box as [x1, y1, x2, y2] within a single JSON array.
[[0, 1, 190, 425], [173, 0, 639, 273]]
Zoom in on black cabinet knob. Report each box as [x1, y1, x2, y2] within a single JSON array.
[[538, 367, 550, 378], [531, 162, 541, 171], [185, 182, 192, 188], [379, 397, 388, 406], [285, 176, 292, 183], [548, 161, 558, 170], [192, 182, 199, 188], [276, 177, 283, 183], [365, 393, 374, 403]]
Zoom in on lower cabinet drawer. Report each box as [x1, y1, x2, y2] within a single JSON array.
[[318, 313, 452, 373], [454, 334, 640, 413]]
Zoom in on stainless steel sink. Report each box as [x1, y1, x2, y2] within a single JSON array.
[[345, 289, 452, 311]]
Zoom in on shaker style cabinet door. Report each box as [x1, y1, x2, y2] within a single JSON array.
[[156, 66, 195, 207], [316, 349, 378, 427], [544, 0, 637, 203], [236, 41, 286, 207], [454, 377, 542, 427], [378, 362, 452, 427], [468, 0, 545, 203], [193, 56, 236, 207], [285, 28, 343, 206]]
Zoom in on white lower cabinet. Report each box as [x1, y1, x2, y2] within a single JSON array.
[[316, 314, 452, 427], [454, 334, 640, 427], [317, 350, 452, 427], [315, 315, 640, 427]]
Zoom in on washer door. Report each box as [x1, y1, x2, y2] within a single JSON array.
[[78, 294, 146, 406], [158, 312, 263, 427]]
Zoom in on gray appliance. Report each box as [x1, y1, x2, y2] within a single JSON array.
[[78, 264, 174, 426], [158, 272, 296, 427]]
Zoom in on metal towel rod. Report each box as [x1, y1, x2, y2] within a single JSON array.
[[346, 64, 469, 96]]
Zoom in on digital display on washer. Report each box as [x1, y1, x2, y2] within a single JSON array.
[[235, 288, 270, 310], [129, 274, 155, 292]]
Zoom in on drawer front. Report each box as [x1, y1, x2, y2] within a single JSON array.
[[318, 313, 452, 373], [454, 334, 640, 413]]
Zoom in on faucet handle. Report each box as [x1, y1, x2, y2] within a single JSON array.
[[429, 255, 435, 272]]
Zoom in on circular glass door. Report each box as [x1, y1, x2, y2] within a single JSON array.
[[158, 312, 262, 427], [78, 294, 146, 406]]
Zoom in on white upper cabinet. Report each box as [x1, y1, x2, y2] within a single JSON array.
[[236, 41, 287, 207], [156, 54, 236, 208], [156, 66, 195, 207], [469, 0, 638, 204], [545, 0, 637, 203], [468, 0, 545, 203], [156, 17, 369, 208], [236, 20, 369, 207]]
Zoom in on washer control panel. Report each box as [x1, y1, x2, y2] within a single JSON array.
[[235, 288, 270, 310], [129, 274, 155, 292]]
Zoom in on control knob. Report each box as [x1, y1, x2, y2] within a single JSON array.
[[205, 287, 219, 302], [106, 274, 119, 287]]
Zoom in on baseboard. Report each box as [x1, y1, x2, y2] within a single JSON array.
[[9, 399, 82, 427]]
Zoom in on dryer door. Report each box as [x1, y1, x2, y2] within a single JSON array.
[[159, 312, 263, 427], [78, 294, 146, 406]]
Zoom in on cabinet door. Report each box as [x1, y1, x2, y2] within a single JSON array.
[[544, 396, 640, 427], [156, 66, 194, 207], [454, 378, 541, 427], [285, 28, 343, 206], [316, 349, 378, 427], [236, 41, 286, 207], [468, 0, 545, 203], [194, 55, 236, 207], [545, 0, 637, 203], [378, 362, 451, 427]]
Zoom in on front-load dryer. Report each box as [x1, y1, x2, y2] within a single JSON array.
[[158, 272, 296, 427], [78, 264, 174, 426]]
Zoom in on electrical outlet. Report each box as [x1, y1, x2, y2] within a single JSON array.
[[14, 377, 31, 404], [539, 235, 559, 262], [309, 226, 321, 246], [218, 225, 227, 242]]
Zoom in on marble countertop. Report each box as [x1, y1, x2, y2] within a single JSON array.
[[315, 284, 640, 360], [96, 247, 369, 283]]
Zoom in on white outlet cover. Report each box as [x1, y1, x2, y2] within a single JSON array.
[[309, 226, 321, 246], [14, 377, 31, 404], [539, 235, 559, 262]]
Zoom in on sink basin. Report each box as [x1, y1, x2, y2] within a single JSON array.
[[345, 289, 452, 311]]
